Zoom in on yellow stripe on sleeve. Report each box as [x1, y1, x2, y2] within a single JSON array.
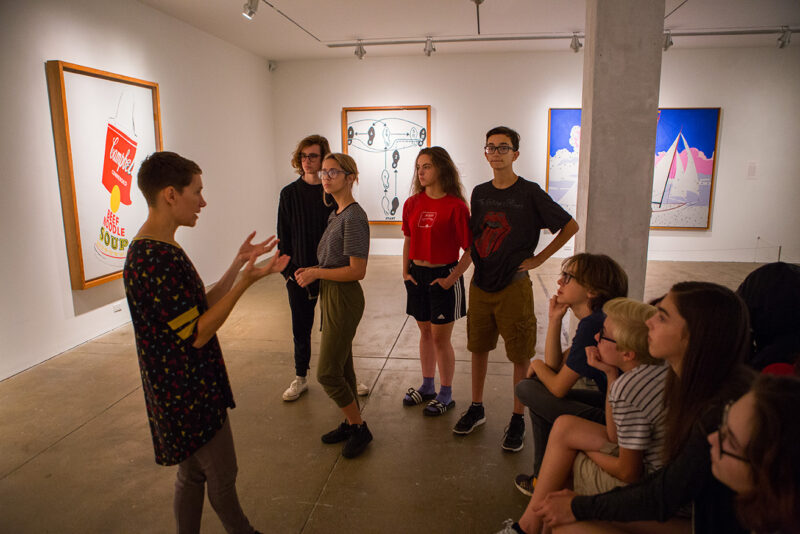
[[167, 306, 200, 332], [175, 319, 199, 341]]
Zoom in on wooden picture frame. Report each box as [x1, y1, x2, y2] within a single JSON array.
[[546, 107, 721, 230], [46, 60, 163, 289], [342, 105, 431, 224]]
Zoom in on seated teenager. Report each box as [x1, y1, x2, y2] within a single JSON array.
[[497, 298, 668, 534], [531, 282, 754, 534], [736, 261, 800, 371], [515, 253, 628, 494], [707, 373, 800, 534]]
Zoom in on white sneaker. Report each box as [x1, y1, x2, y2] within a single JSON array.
[[282, 377, 308, 401], [356, 381, 370, 396]]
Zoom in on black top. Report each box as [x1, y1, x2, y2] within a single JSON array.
[[277, 177, 336, 278], [469, 177, 571, 292], [571, 367, 753, 534]]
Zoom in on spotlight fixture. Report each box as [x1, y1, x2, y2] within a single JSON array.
[[570, 32, 583, 53], [242, 0, 258, 20], [424, 37, 436, 57], [777, 26, 791, 48], [663, 30, 674, 51], [354, 40, 366, 60]]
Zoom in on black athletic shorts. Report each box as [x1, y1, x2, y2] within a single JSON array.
[[404, 261, 466, 324]]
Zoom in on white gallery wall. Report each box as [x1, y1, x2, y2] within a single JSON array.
[[1, 1, 799, 381], [270, 46, 800, 262], [0, 0, 277, 380]]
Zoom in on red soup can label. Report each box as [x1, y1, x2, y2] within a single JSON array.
[[95, 121, 138, 264], [102, 123, 136, 205]]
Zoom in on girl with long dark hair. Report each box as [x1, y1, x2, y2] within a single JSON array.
[[401, 147, 472, 416]]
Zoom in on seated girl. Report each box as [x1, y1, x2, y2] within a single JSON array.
[[498, 298, 668, 534], [708, 373, 800, 534]]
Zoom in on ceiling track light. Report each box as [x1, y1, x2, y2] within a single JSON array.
[[424, 37, 436, 57], [242, 0, 258, 20], [778, 26, 791, 48], [663, 30, 674, 51], [329, 26, 798, 57], [570, 32, 582, 53], [354, 40, 366, 60]]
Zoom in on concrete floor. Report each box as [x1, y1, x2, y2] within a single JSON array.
[[0, 257, 762, 534]]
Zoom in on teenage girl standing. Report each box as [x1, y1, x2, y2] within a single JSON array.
[[401, 147, 472, 416], [295, 153, 372, 458]]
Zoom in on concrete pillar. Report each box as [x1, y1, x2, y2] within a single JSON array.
[[575, 0, 665, 300]]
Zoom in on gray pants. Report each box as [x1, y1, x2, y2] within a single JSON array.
[[174, 416, 254, 534], [515, 377, 605, 477]]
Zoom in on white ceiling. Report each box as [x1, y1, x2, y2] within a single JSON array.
[[139, 0, 800, 61]]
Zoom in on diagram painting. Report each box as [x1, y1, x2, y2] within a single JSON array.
[[546, 108, 721, 230], [342, 106, 431, 223]]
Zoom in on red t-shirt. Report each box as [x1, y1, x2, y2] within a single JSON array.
[[402, 192, 472, 264]]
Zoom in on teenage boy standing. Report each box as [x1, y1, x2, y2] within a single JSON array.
[[453, 126, 579, 452], [277, 135, 334, 401]]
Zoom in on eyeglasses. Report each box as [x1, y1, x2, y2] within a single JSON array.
[[318, 169, 350, 180], [300, 153, 321, 161], [559, 271, 578, 284], [484, 145, 514, 155], [598, 326, 616, 344], [718, 400, 750, 463]]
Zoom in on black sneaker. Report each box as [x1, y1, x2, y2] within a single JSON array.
[[321, 421, 351, 444], [514, 473, 537, 496], [502, 416, 525, 452], [342, 421, 373, 458], [452, 404, 486, 435]]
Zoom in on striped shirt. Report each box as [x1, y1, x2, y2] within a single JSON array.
[[317, 202, 370, 268], [610, 363, 669, 473]]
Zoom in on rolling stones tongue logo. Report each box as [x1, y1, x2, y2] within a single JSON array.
[[475, 211, 511, 258]]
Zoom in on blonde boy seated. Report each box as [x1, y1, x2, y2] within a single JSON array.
[[498, 298, 668, 534]]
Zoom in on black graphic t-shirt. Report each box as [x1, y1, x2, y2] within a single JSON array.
[[470, 177, 571, 292]]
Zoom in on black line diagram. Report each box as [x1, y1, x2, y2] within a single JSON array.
[[347, 117, 427, 218]]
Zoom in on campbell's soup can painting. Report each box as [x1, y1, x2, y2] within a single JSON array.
[[94, 93, 137, 264]]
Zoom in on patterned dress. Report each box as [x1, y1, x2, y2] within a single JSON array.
[[124, 238, 235, 466]]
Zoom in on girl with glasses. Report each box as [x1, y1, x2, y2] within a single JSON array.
[[295, 153, 372, 458], [400, 147, 472, 416], [531, 281, 754, 534], [707, 373, 800, 534]]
